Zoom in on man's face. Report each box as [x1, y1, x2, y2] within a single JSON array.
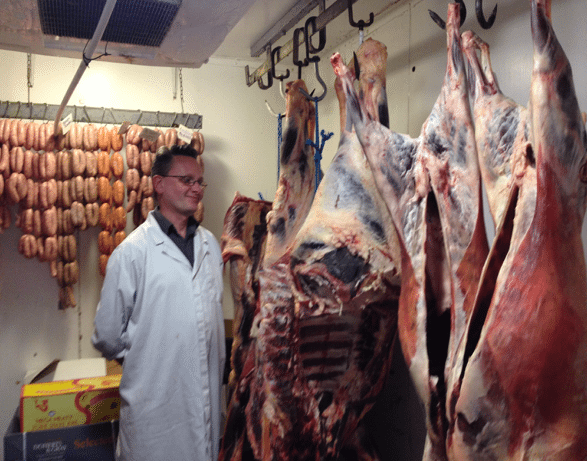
[[155, 156, 204, 217]]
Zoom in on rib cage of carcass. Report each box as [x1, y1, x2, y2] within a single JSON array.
[[333, 0, 587, 459], [220, 41, 402, 460]]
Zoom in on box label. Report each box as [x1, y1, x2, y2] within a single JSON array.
[[21, 376, 121, 432], [4, 419, 119, 461]]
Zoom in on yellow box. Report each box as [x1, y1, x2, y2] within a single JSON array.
[[20, 375, 121, 433]]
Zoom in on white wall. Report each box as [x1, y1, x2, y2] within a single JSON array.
[[0, 48, 286, 452], [1, 0, 586, 458]]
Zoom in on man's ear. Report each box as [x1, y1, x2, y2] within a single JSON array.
[[152, 175, 164, 196]]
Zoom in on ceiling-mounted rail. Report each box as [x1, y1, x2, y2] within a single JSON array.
[[250, 0, 323, 58], [246, 0, 361, 87], [0, 101, 202, 129]]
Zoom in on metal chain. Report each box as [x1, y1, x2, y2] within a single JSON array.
[[179, 68, 184, 113], [27, 53, 33, 104]]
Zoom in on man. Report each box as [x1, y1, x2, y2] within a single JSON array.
[[92, 144, 225, 461]]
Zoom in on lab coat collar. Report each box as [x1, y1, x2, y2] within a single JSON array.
[[144, 211, 210, 273]]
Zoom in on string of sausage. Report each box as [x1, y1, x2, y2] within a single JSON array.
[[0, 119, 205, 308]]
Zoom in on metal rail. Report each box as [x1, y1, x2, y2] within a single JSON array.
[[0, 101, 202, 129], [250, 0, 322, 58], [245, 0, 361, 87]]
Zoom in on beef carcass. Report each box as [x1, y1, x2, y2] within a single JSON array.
[[221, 40, 402, 460], [461, 30, 533, 229], [332, 4, 488, 459], [248, 41, 401, 460], [220, 193, 272, 460], [449, 0, 587, 458], [220, 79, 318, 460], [283, 39, 401, 459], [263, 79, 316, 267]]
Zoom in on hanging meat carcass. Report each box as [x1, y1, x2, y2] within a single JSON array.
[[220, 79, 317, 461], [461, 30, 533, 230], [332, 4, 488, 459], [279, 39, 401, 459], [263, 80, 317, 268], [447, 0, 587, 457], [221, 39, 403, 460], [220, 193, 272, 460]]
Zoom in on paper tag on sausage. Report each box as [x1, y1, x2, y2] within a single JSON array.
[[177, 124, 193, 144], [139, 127, 160, 143], [61, 113, 73, 134], [118, 121, 131, 135]]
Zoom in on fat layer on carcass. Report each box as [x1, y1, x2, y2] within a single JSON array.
[[461, 30, 534, 230], [450, 0, 587, 458], [332, 4, 488, 459]]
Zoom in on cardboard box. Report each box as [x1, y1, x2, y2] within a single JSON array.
[[53, 358, 107, 381], [106, 360, 123, 376], [20, 375, 122, 433], [4, 411, 118, 461]]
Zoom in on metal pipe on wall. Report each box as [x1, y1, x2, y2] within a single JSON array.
[[53, 0, 119, 133]]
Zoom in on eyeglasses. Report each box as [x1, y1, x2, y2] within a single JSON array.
[[161, 175, 207, 188]]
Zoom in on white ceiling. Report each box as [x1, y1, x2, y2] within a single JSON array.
[[0, 0, 403, 68]]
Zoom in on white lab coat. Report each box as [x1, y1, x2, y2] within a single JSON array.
[[92, 212, 225, 461]]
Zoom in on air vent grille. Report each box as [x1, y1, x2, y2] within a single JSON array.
[[37, 0, 182, 47]]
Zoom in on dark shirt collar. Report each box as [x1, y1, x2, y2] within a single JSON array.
[[153, 208, 199, 238]]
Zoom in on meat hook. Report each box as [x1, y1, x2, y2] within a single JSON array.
[[347, 0, 374, 30], [271, 47, 290, 81], [429, 0, 466, 29], [305, 16, 326, 60], [265, 80, 286, 117], [257, 69, 273, 90], [293, 27, 309, 79], [258, 48, 274, 90], [265, 100, 283, 117], [475, 0, 497, 29], [299, 60, 327, 102]]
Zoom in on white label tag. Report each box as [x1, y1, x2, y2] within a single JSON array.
[[177, 124, 193, 144], [139, 127, 160, 143], [118, 121, 131, 135], [61, 113, 73, 134]]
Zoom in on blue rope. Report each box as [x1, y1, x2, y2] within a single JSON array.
[[305, 99, 333, 191]]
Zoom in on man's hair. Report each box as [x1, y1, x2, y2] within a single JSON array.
[[151, 144, 199, 178]]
